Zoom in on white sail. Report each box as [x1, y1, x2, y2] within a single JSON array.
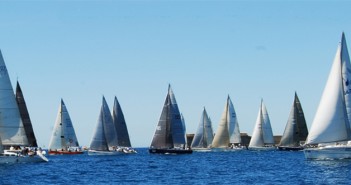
[[191, 108, 214, 148], [341, 33, 351, 125], [306, 33, 351, 144], [206, 117, 214, 147], [249, 100, 274, 147], [261, 102, 275, 144], [180, 114, 188, 147], [49, 99, 80, 150], [0, 50, 28, 146], [249, 103, 265, 147], [228, 97, 241, 144]]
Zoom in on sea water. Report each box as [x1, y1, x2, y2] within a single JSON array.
[[1, 148, 351, 184]]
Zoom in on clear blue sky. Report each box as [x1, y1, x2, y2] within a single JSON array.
[[0, 1, 350, 147]]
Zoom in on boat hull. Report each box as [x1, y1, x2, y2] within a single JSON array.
[[248, 146, 276, 151], [211, 147, 246, 152], [0, 153, 48, 163], [278, 146, 304, 151], [148, 148, 193, 154], [88, 150, 124, 155], [192, 148, 212, 152], [304, 146, 351, 160], [49, 151, 84, 155]]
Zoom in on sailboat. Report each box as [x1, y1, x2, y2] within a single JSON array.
[[112, 96, 136, 153], [88, 96, 122, 155], [304, 33, 351, 160], [248, 99, 276, 150], [212, 96, 244, 150], [149, 85, 192, 154], [48, 99, 83, 155], [0, 50, 48, 163], [278, 92, 308, 151], [191, 107, 214, 151], [15, 81, 38, 147]]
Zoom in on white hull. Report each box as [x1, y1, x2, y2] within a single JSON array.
[[248, 146, 276, 151], [88, 150, 124, 155], [192, 148, 212, 152], [0, 152, 48, 163], [211, 146, 246, 152], [304, 146, 351, 160]]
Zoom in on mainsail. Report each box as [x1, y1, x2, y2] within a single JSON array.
[[112, 96, 131, 147], [191, 107, 214, 148], [279, 93, 308, 147], [48, 99, 80, 150], [306, 33, 351, 144], [15, 81, 38, 147], [0, 50, 28, 146]]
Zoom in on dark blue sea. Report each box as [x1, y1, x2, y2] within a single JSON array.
[[1, 148, 351, 185]]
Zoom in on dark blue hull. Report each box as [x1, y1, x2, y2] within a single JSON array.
[[149, 148, 193, 154]]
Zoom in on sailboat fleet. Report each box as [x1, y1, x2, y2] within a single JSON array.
[[1, 32, 351, 162]]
